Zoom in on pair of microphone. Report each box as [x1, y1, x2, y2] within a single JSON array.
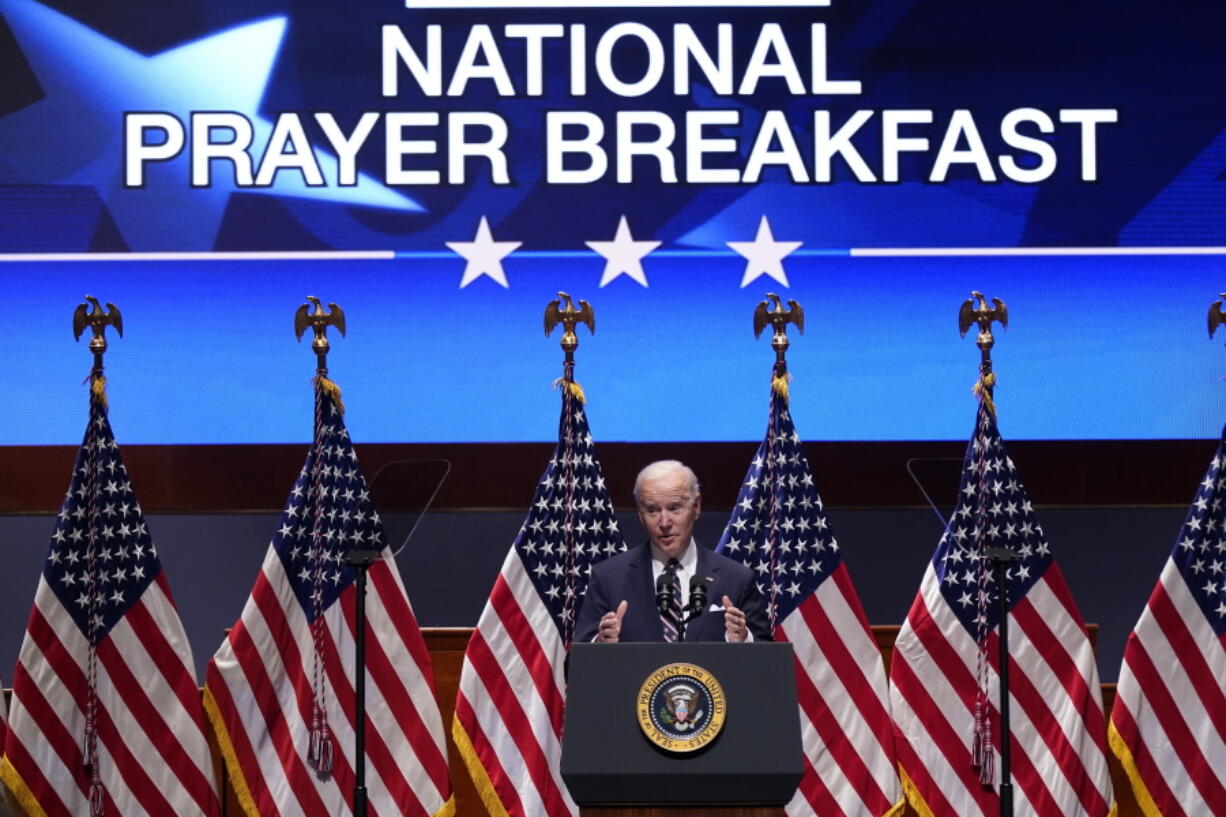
[[655, 565, 712, 630]]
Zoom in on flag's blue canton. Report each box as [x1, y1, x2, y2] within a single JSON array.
[[716, 390, 838, 627], [45, 394, 158, 641], [935, 404, 1052, 636], [515, 393, 624, 640], [274, 394, 386, 619], [1169, 428, 1226, 636]]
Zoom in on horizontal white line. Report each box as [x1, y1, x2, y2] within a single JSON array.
[[406, 0, 829, 7], [0, 251, 395, 262], [2, 246, 1224, 262], [851, 246, 1226, 257]]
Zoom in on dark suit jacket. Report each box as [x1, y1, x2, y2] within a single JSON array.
[[573, 542, 772, 643]]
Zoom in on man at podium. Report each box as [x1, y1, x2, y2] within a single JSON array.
[[574, 460, 771, 644]]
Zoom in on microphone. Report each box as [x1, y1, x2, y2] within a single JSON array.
[[687, 574, 711, 618], [656, 567, 677, 615]]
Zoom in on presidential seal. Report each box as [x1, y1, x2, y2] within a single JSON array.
[[636, 662, 726, 753]]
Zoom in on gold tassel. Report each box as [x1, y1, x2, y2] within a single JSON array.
[[771, 373, 791, 402], [552, 378, 587, 405], [568, 380, 586, 404], [90, 374, 108, 408], [972, 371, 996, 417], [315, 375, 345, 415]]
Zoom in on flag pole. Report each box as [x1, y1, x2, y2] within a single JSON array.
[[344, 545, 379, 817], [958, 291, 1014, 817], [544, 291, 595, 643], [70, 295, 123, 817], [751, 293, 805, 630], [294, 296, 379, 817]]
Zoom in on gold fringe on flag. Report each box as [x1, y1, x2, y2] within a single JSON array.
[[315, 375, 345, 415], [451, 719, 509, 817], [202, 687, 262, 817], [1107, 722, 1156, 817], [0, 757, 52, 817], [897, 767, 938, 817]]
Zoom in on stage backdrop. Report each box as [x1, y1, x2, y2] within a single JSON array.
[[1, 0, 1225, 445]]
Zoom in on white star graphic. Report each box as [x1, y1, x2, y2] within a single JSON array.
[[0, 0, 420, 250], [447, 216, 521, 289], [585, 215, 660, 288], [727, 215, 803, 288]]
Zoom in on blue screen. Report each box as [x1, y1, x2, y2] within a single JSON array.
[[2, 0, 1225, 443]]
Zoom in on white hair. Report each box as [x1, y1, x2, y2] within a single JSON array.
[[633, 460, 700, 504]]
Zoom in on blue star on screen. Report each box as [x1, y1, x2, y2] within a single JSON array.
[[0, 0, 419, 251]]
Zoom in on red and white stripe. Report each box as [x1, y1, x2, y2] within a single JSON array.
[[205, 545, 452, 817], [780, 564, 902, 817], [453, 549, 576, 817], [890, 562, 1114, 817], [0, 573, 220, 817], [1110, 557, 1226, 816]]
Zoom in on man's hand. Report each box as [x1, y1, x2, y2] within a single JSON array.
[[723, 595, 749, 642], [597, 600, 628, 642]]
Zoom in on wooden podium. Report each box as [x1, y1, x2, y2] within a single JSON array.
[[561, 643, 802, 817]]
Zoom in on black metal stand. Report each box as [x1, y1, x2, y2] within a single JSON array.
[[986, 546, 1017, 817], [343, 549, 381, 817]]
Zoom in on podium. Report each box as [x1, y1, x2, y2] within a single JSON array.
[[561, 642, 802, 817]]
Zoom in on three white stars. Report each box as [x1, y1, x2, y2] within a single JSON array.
[[446, 214, 802, 289]]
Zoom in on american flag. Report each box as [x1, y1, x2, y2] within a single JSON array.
[[204, 380, 453, 817], [715, 380, 902, 817], [453, 382, 624, 817], [889, 402, 1114, 817], [1109, 429, 1226, 814], [0, 386, 220, 817]]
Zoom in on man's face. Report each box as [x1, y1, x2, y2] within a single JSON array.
[[636, 469, 701, 558]]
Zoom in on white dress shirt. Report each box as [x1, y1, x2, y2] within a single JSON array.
[[649, 537, 699, 609]]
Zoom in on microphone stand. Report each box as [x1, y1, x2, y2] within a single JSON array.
[[679, 576, 711, 642], [986, 546, 1017, 817], [342, 549, 381, 817]]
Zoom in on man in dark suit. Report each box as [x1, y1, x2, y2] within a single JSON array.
[[574, 460, 771, 643]]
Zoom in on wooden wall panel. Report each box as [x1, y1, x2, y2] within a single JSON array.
[[2, 438, 1214, 514]]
